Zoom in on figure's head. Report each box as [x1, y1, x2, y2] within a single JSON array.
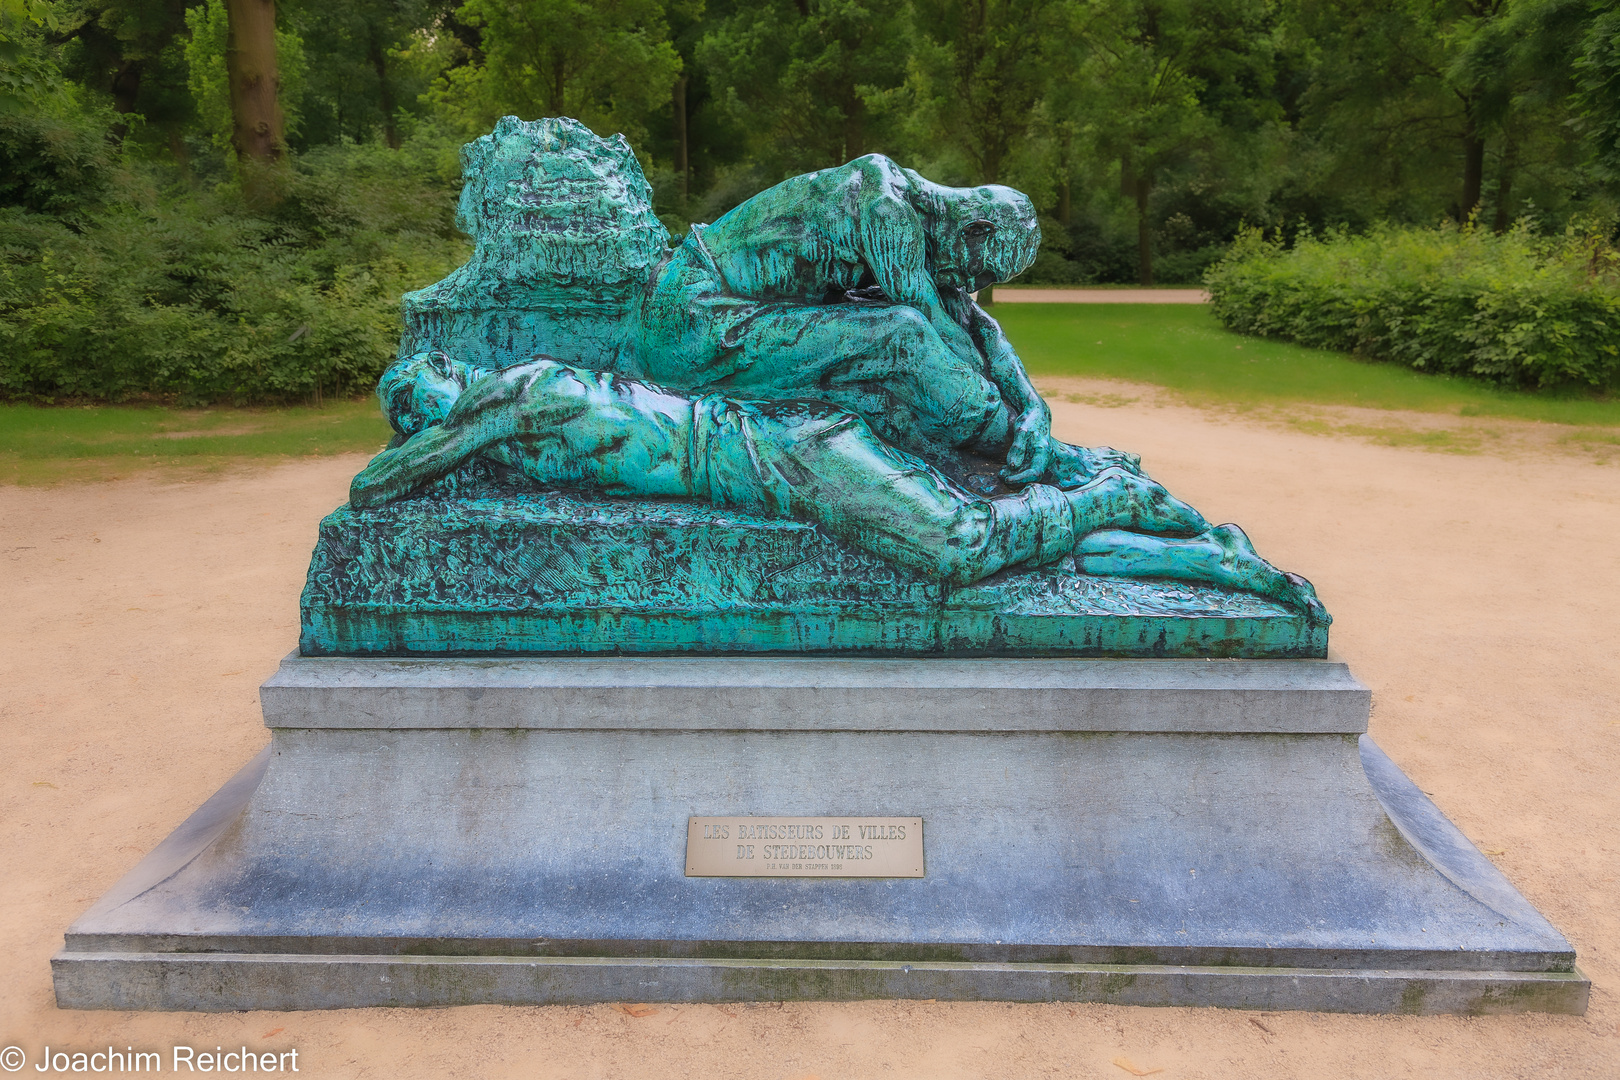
[[928, 184, 1040, 292], [379, 352, 475, 438]]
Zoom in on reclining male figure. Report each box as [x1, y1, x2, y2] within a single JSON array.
[[350, 351, 1325, 615], [632, 154, 1130, 488]]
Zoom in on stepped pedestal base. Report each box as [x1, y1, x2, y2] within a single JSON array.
[[53, 655, 1585, 1015]]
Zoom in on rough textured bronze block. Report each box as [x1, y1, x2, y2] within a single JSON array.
[[299, 493, 1329, 658]]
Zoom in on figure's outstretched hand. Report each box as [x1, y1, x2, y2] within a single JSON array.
[[1064, 467, 1207, 537], [1000, 404, 1054, 484]]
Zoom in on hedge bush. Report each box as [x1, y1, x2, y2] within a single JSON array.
[[1204, 222, 1620, 392], [0, 137, 468, 404]]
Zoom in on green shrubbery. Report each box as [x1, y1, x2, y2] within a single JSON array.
[[1205, 223, 1620, 392], [0, 132, 468, 404]]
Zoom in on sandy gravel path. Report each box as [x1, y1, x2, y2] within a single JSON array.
[[2, 387, 1616, 1079]]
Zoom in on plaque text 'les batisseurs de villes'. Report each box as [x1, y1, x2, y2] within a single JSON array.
[[685, 817, 924, 877]]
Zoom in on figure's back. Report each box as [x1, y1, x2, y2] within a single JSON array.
[[699, 156, 914, 301]]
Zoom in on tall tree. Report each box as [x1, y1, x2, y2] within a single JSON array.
[[431, 0, 683, 147], [909, 0, 1062, 186], [225, 0, 287, 204], [1554, 0, 1619, 183], [287, 0, 455, 149], [40, 0, 195, 151], [697, 0, 909, 176], [1289, 0, 1558, 223], [909, 0, 1063, 298], [1450, 0, 1587, 229], [1059, 0, 1277, 284]]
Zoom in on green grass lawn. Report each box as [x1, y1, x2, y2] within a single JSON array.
[[997, 303, 1620, 427], [0, 398, 391, 483]]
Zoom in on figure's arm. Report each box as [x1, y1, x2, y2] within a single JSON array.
[[855, 166, 1051, 479], [954, 293, 1052, 483], [351, 361, 592, 507], [852, 177, 984, 370]]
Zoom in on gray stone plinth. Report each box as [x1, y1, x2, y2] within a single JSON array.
[[260, 654, 1370, 733], [53, 657, 1585, 1014]]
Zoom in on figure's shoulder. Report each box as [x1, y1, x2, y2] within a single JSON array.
[[706, 156, 915, 236], [839, 154, 915, 192]]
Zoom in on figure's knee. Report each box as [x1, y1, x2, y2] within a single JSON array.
[[935, 507, 1000, 584], [868, 305, 940, 354]]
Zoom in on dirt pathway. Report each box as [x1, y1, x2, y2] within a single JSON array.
[[1, 393, 1616, 1079]]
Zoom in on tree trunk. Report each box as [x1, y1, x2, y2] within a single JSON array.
[[979, 141, 1004, 185], [673, 75, 689, 200], [225, 0, 285, 205], [549, 50, 566, 116], [1460, 108, 1485, 220], [110, 60, 141, 140], [168, 126, 193, 185], [1057, 131, 1073, 226], [843, 96, 865, 164], [1135, 175, 1154, 287], [367, 26, 400, 149], [1492, 138, 1518, 234]]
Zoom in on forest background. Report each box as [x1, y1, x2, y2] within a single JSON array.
[[3, 0, 1620, 403]]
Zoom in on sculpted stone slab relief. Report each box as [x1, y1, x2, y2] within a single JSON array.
[[686, 817, 925, 877]]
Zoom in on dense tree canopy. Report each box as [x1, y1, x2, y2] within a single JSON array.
[[1, 0, 1615, 286]]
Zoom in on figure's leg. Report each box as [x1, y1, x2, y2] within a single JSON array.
[[701, 406, 1206, 585], [1061, 467, 1205, 535], [698, 399, 1055, 584], [1077, 523, 1327, 617]]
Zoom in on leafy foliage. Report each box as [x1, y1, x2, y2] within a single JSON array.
[[427, 0, 685, 148], [5, 0, 1620, 405], [0, 137, 469, 403], [696, 0, 908, 177], [1205, 221, 1620, 390]]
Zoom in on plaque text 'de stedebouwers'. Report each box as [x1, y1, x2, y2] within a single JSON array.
[[686, 817, 924, 877]]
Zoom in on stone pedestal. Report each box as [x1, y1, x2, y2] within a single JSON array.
[[52, 655, 1586, 1014]]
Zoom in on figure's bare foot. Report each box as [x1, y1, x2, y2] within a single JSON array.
[[1043, 440, 1143, 488], [1205, 525, 1329, 618], [1281, 570, 1330, 622], [1075, 522, 1329, 619], [1064, 467, 1207, 536]]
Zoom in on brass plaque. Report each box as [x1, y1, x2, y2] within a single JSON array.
[[685, 817, 924, 878]]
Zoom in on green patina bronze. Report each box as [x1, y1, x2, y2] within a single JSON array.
[[301, 116, 1329, 657]]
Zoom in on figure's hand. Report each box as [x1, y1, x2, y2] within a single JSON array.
[[1000, 404, 1053, 484], [1064, 467, 1207, 537], [1044, 442, 1144, 488]]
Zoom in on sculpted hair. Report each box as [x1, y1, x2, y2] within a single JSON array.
[[969, 186, 1041, 278], [907, 171, 1041, 280], [378, 352, 485, 438]]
